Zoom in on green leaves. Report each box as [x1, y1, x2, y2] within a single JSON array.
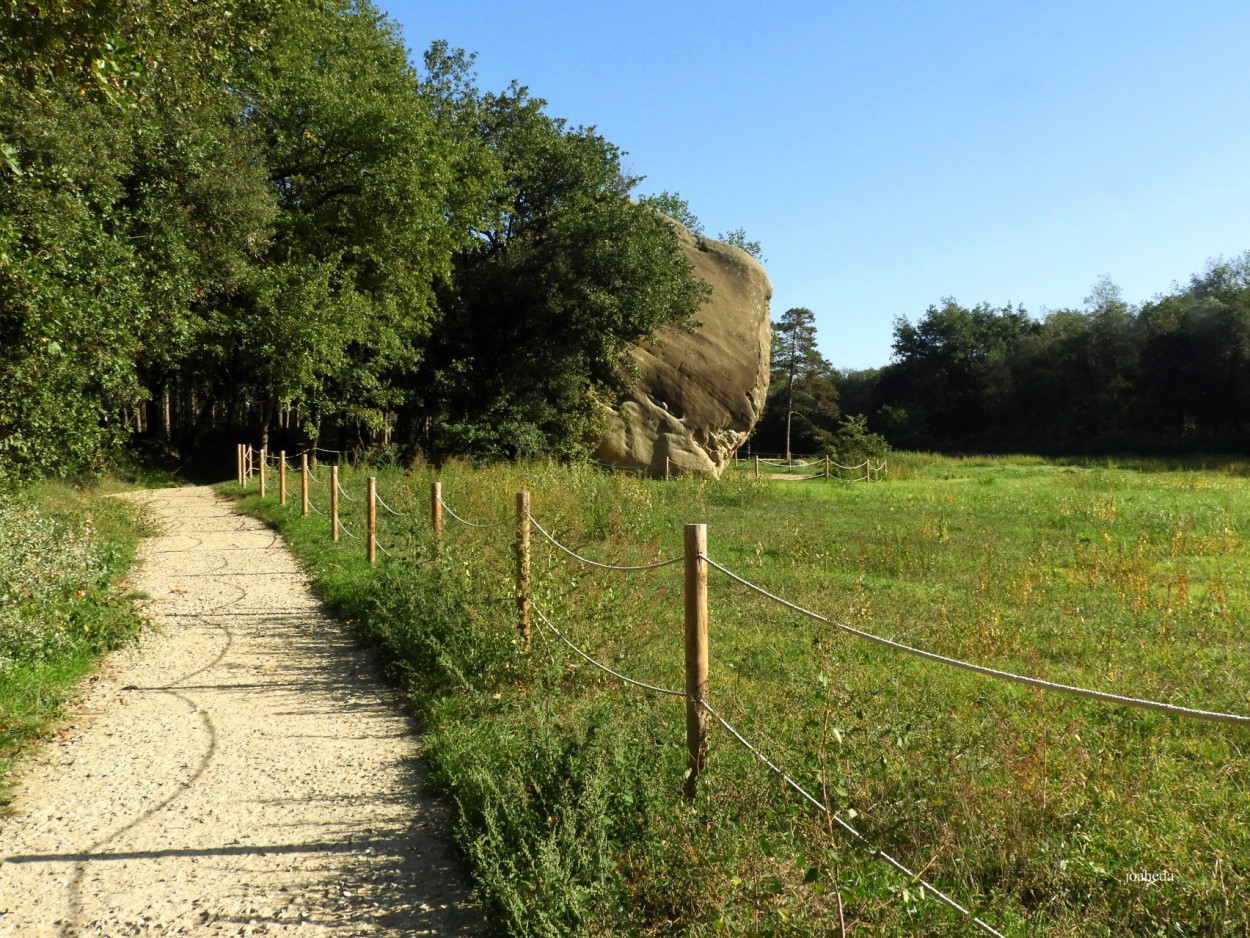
[[1, 0, 712, 478], [412, 81, 708, 462]]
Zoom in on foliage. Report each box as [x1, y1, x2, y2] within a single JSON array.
[[410, 78, 709, 461], [0, 483, 147, 800], [829, 413, 889, 463], [877, 298, 1036, 449], [1, 2, 709, 480], [232, 457, 1250, 936], [0, 0, 136, 96], [717, 226, 765, 262], [845, 258, 1250, 454], [212, 5, 489, 442], [752, 307, 840, 455], [638, 189, 703, 234]]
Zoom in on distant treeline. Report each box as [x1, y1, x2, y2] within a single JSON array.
[[836, 262, 1250, 455], [0, 1, 707, 481]]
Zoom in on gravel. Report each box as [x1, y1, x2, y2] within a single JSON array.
[[0, 486, 484, 937]]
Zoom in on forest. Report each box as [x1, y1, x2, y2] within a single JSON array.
[[847, 263, 1250, 455], [6, 1, 1250, 487], [0, 0, 708, 483], [752, 264, 1250, 460]]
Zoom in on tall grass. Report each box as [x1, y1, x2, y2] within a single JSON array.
[[233, 454, 1249, 937], [0, 483, 149, 801]]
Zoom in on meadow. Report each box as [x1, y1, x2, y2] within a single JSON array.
[[233, 453, 1250, 937]]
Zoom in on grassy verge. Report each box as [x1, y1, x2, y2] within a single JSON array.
[[229, 454, 1249, 937], [0, 482, 152, 804]]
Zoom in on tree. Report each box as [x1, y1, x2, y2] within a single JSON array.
[[638, 190, 702, 234], [756, 307, 838, 461], [169, 3, 498, 450], [880, 298, 1036, 448], [0, 0, 270, 478], [408, 79, 709, 461], [718, 226, 765, 263]]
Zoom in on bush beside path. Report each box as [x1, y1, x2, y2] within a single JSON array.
[[0, 486, 482, 937]]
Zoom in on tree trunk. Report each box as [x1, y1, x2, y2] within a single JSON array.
[[161, 385, 172, 441], [785, 379, 794, 466], [259, 398, 275, 450]]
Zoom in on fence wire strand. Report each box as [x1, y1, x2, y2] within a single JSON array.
[[374, 489, 403, 516], [699, 699, 1007, 938], [700, 555, 1250, 726], [335, 478, 357, 502], [533, 606, 684, 697], [233, 443, 1234, 929], [527, 513, 683, 572], [436, 494, 511, 529]]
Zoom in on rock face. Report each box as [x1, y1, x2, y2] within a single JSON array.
[[595, 224, 772, 478]]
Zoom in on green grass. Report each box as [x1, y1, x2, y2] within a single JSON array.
[[229, 454, 1250, 937], [0, 482, 151, 803]]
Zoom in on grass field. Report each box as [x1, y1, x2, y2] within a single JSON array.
[[233, 453, 1250, 937]]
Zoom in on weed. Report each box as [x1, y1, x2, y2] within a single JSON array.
[[0, 483, 148, 803], [229, 454, 1250, 936]]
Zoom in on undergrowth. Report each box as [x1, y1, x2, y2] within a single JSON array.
[[0, 482, 150, 802], [231, 454, 1250, 937]]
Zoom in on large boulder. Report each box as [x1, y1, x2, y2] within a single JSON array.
[[595, 224, 772, 478]]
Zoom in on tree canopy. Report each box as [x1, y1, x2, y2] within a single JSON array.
[[840, 256, 1250, 454], [0, 1, 710, 481]]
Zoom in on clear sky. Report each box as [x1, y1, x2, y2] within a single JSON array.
[[378, 0, 1250, 370]]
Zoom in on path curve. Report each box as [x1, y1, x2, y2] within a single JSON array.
[[0, 486, 482, 937]]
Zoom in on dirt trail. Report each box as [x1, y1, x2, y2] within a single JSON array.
[[0, 486, 482, 937]]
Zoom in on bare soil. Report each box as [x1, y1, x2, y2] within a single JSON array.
[[0, 486, 483, 937]]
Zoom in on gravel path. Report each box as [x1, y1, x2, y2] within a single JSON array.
[[0, 486, 483, 937]]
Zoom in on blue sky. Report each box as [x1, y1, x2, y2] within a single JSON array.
[[379, 0, 1250, 369]]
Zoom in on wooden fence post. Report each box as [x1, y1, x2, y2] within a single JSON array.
[[330, 465, 340, 542], [824, 454, 830, 480], [300, 453, 309, 517], [684, 523, 709, 798], [515, 491, 531, 642], [431, 481, 443, 542], [259, 446, 267, 498], [279, 451, 287, 506], [665, 456, 671, 481], [236, 444, 243, 487], [367, 477, 377, 565], [754, 455, 760, 480]]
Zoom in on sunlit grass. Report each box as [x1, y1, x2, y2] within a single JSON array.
[[0, 482, 149, 805], [232, 453, 1250, 936]]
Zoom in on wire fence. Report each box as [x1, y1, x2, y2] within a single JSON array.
[[435, 492, 511, 528], [526, 513, 683, 572], [698, 698, 1007, 936], [229, 444, 1248, 935], [700, 555, 1250, 727], [733, 453, 888, 482], [373, 489, 403, 516], [532, 605, 685, 699]]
